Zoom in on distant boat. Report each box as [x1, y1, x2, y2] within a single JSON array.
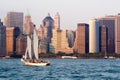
[[21, 29, 50, 66], [61, 56, 77, 59], [104, 51, 115, 59], [104, 51, 108, 59], [108, 56, 115, 59]]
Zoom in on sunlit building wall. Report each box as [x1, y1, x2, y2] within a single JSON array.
[[115, 14, 120, 54], [6, 27, 14, 56], [89, 19, 99, 53], [74, 23, 89, 54], [51, 29, 72, 54]]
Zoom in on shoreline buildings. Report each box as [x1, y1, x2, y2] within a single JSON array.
[[1, 11, 120, 56]]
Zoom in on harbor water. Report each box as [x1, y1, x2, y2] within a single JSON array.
[[0, 59, 120, 80]]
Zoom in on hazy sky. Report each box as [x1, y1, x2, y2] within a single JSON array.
[[0, 0, 120, 30]]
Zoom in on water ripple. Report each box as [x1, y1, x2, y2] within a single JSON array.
[[0, 59, 120, 80]]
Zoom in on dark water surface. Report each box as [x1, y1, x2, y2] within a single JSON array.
[[0, 59, 120, 80]]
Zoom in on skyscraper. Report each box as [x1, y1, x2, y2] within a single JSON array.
[[4, 12, 23, 33], [6, 27, 14, 56], [89, 19, 99, 53], [54, 12, 60, 30], [74, 23, 89, 54], [0, 20, 6, 57], [98, 16, 115, 53], [43, 13, 54, 43], [23, 12, 34, 35], [115, 14, 120, 54], [51, 29, 72, 54], [38, 25, 48, 53], [16, 35, 27, 55], [43, 13, 54, 52], [99, 25, 108, 53], [66, 30, 75, 48]]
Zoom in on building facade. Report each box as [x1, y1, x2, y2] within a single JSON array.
[[99, 25, 108, 53], [38, 25, 48, 53], [23, 13, 34, 35], [6, 27, 14, 56], [98, 16, 115, 53], [54, 12, 60, 30], [16, 35, 27, 55], [51, 29, 72, 54], [43, 13, 54, 43], [0, 20, 6, 57], [66, 30, 75, 48], [115, 14, 120, 54], [74, 23, 89, 54], [4, 12, 23, 33], [89, 19, 99, 53]]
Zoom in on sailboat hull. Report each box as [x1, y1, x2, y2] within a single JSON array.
[[21, 59, 50, 66]]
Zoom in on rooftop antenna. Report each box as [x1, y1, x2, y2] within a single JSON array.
[[48, 13, 50, 16]]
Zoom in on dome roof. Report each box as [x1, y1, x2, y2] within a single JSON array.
[[43, 13, 53, 22]]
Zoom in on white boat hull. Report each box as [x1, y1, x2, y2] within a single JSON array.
[[61, 56, 77, 59], [21, 59, 50, 66]]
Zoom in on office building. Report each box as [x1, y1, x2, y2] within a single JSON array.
[[16, 35, 27, 55], [54, 12, 60, 30], [99, 25, 108, 53], [38, 25, 48, 53], [66, 30, 75, 48], [98, 16, 115, 53], [74, 23, 89, 54], [43, 13, 54, 43], [6, 27, 14, 56], [23, 12, 35, 35], [51, 29, 72, 54], [89, 19, 99, 53], [4, 12, 23, 33], [0, 20, 6, 57], [115, 14, 120, 54]]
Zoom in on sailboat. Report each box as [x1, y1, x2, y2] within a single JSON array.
[[104, 51, 108, 59], [21, 29, 50, 66]]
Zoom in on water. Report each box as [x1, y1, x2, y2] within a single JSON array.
[[0, 59, 120, 80]]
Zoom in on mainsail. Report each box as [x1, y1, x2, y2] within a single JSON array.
[[33, 29, 39, 60], [27, 36, 32, 60]]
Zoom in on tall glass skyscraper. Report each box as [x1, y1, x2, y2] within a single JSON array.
[[89, 19, 99, 53]]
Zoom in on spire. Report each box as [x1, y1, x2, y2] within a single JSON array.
[[48, 13, 50, 16], [26, 9, 30, 16], [56, 12, 59, 16]]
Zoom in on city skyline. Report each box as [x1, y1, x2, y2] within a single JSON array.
[[0, 0, 120, 30]]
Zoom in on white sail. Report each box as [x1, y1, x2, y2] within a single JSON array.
[[24, 47, 27, 59], [33, 29, 39, 60], [27, 36, 32, 59]]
